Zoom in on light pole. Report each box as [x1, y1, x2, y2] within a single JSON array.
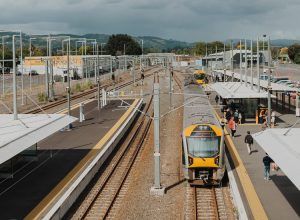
[[262, 34, 266, 72], [240, 39, 242, 84], [1, 35, 9, 96], [48, 35, 56, 100], [62, 37, 72, 129], [20, 31, 24, 105], [245, 39, 248, 86], [267, 36, 272, 127], [29, 37, 36, 91]]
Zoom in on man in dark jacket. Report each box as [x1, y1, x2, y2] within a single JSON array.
[[263, 154, 273, 180], [244, 131, 254, 154]]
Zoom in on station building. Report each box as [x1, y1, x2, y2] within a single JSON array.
[[17, 55, 113, 79], [202, 50, 270, 70]]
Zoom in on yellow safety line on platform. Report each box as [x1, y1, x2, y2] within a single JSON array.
[[25, 99, 140, 220], [214, 111, 268, 220]]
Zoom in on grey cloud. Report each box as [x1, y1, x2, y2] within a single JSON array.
[[0, 0, 300, 42]]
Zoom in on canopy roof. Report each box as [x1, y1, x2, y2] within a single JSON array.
[[253, 128, 300, 190], [210, 82, 275, 99], [0, 114, 77, 164], [216, 70, 297, 92]]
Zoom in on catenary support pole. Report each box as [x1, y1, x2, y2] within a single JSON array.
[[231, 40, 234, 82], [257, 37, 260, 92], [150, 83, 165, 195], [245, 39, 248, 86], [251, 39, 253, 90], [67, 39, 72, 129], [20, 31, 24, 105], [240, 40, 242, 84], [12, 35, 18, 120]]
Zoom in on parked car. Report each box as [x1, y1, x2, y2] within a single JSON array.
[[29, 70, 39, 76], [276, 80, 292, 84]]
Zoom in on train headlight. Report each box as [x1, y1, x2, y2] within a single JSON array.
[[214, 157, 219, 165], [188, 156, 193, 166]]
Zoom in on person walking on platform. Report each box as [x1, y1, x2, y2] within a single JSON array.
[[263, 154, 273, 180], [233, 110, 239, 123], [141, 73, 145, 85], [220, 117, 226, 129], [228, 117, 237, 138], [215, 95, 219, 104], [271, 111, 276, 128], [225, 109, 232, 122], [244, 131, 254, 154]]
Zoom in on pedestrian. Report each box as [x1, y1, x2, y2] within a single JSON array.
[[228, 117, 237, 138], [259, 110, 264, 124], [244, 131, 254, 154], [262, 154, 273, 180], [141, 73, 145, 85], [215, 95, 219, 104], [111, 73, 115, 82], [271, 111, 276, 128], [233, 110, 239, 123], [238, 112, 242, 124], [220, 117, 227, 129], [225, 109, 232, 122]]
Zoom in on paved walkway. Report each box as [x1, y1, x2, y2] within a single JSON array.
[[210, 92, 300, 220]]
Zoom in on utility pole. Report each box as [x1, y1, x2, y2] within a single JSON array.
[[150, 83, 165, 196], [267, 37, 272, 127]]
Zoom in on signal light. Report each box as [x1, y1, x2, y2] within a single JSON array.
[[188, 156, 193, 166]]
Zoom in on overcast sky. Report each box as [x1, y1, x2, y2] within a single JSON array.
[[0, 0, 299, 42]]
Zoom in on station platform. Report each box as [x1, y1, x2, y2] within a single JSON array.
[[210, 92, 300, 220], [0, 98, 142, 219]]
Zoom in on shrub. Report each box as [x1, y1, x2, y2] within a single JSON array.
[[37, 92, 47, 103]]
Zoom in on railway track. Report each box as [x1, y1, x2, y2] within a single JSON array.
[[25, 67, 160, 114], [191, 185, 236, 220], [67, 74, 158, 220]]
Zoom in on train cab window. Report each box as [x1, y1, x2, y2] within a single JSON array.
[[194, 74, 205, 80], [187, 137, 219, 158], [186, 125, 220, 158]]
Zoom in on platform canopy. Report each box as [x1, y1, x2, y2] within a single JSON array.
[[0, 114, 77, 165], [210, 82, 275, 99], [216, 70, 297, 92], [253, 128, 300, 190]]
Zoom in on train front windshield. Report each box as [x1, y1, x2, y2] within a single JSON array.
[[187, 137, 219, 158], [194, 74, 205, 80]]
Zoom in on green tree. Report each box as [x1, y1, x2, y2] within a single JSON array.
[[288, 44, 300, 62], [105, 34, 142, 56]]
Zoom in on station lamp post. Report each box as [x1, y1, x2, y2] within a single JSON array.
[[29, 37, 36, 91], [267, 36, 272, 127]]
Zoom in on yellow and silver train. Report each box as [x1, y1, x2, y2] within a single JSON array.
[[182, 85, 225, 186], [193, 70, 206, 85]]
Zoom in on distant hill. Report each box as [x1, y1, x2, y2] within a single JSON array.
[[0, 31, 299, 52]]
